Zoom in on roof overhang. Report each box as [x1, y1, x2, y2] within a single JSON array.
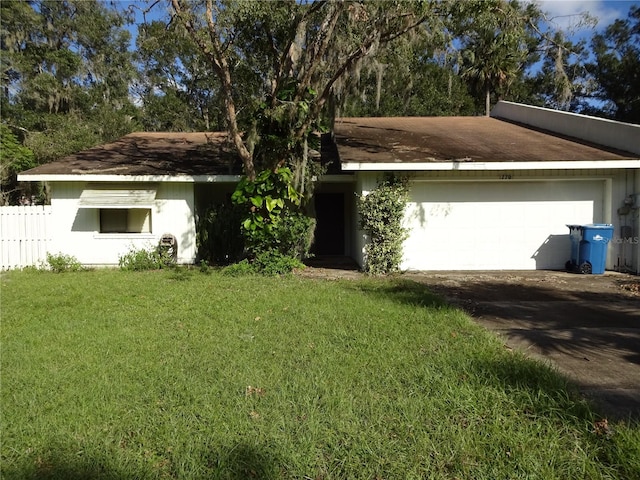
[[17, 173, 355, 183], [341, 160, 640, 171], [17, 174, 243, 183]]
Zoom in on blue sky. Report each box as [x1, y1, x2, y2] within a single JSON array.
[[536, 0, 638, 37]]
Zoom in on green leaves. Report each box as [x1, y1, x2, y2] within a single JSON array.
[[265, 196, 283, 213], [586, 5, 640, 122], [250, 196, 263, 208], [1, 0, 140, 203], [358, 176, 409, 275], [232, 167, 313, 260]]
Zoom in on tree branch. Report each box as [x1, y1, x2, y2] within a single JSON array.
[[296, 2, 344, 100], [171, 0, 255, 179], [294, 11, 428, 140]]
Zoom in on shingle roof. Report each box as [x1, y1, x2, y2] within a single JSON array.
[[21, 132, 244, 176], [19, 117, 639, 178], [333, 116, 638, 164]]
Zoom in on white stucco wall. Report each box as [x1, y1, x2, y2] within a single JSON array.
[[48, 182, 196, 266], [354, 169, 633, 272]]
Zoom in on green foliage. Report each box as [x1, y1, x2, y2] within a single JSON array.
[[0, 0, 139, 173], [196, 202, 245, 265], [0, 124, 36, 204], [252, 250, 305, 276], [272, 211, 316, 260], [358, 177, 410, 275], [220, 259, 256, 277], [118, 245, 171, 271], [343, 60, 476, 117], [587, 5, 640, 123], [251, 78, 325, 174], [221, 250, 304, 276], [231, 167, 315, 261], [453, 0, 539, 115], [45, 252, 83, 273], [136, 18, 223, 132], [23, 114, 102, 164]]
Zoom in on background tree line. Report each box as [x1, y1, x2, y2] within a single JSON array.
[[1, 0, 639, 205]]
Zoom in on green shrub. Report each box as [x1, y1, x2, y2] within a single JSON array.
[[270, 211, 316, 259], [253, 250, 305, 276], [198, 260, 212, 274], [220, 259, 256, 277], [357, 176, 409, 275], [45, 252, 83, 273], [118, 245, 171, 271], [231, 167, 315, 260], [220, 251, 304, 276]]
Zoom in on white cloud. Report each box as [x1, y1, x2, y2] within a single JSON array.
[[534, 0, 635, 33]]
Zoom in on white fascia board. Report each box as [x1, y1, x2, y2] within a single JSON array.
[[341, 160, 640, 171], [192, 175, 243, 182], [17, 174, 242, 183]]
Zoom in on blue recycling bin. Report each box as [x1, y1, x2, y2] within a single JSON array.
[[566, 224, 614, 274]]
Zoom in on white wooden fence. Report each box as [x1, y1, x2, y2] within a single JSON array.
[[0, 205, 52, 270]]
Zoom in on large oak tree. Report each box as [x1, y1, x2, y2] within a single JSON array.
[[169, 0, 444, 183]]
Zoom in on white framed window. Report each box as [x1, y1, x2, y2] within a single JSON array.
[[99, 208, 152, 233]]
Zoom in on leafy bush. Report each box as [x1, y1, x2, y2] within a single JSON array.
[[118, 245, 171, 271], [358, 176, 409, 275], [221, 250, 304, 276], [231, 167, 315, 260], [220, 259, 256, 277], [253, 250, 305, 276], [45, 252, 83, 273], [198, 260, 212, 274], [270, 211, 316, 259]]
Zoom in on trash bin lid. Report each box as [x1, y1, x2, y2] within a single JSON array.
[[566, 223, 613, 229], [582, 223, 614, 229]]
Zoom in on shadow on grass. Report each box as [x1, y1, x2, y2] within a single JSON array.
[[6, 442, 282, 480], [351, 275, 640, 421], [2, 452, 139, 480], [470, 351, 595, 419], [469, 354, 640, 477], [346, 277, 449, 309], [352, 278, 640, 423], [208, 443, 283, 479]]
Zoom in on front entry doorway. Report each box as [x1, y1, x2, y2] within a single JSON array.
[[313, 192, 345, 255]]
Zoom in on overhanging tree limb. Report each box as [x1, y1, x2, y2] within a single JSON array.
[[171, 0, 255, 179], [295, 10, 431, 140]]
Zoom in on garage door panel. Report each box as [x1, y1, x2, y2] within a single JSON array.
[[403, 181, 603, 270]]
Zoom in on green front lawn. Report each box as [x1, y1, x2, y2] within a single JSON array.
[[1, 269, 638, 479]]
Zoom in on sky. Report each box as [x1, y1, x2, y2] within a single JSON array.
[[536, 0, 638, 36]]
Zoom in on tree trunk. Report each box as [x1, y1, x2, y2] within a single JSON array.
[[485, 81, 491, 117]]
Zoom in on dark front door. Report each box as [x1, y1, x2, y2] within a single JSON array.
[[313, 193, 345, 255]]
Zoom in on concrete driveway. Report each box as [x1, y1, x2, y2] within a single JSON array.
[[404, 271, 640, 421]]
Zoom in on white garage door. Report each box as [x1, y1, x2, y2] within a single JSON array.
[[403, 180, 605, 270]]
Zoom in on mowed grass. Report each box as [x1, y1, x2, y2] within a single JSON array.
[[1, 269, 639, 480]]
